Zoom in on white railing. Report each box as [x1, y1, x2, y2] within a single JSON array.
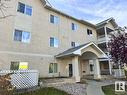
[[97, 35, 110, 44], [0, 70, 39, 89], [113, 69, 125, 78]]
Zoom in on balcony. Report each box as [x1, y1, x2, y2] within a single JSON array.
[[97, 35, 110, 44]]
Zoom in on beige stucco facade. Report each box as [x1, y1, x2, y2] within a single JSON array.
[[0, 0, 117, 82]]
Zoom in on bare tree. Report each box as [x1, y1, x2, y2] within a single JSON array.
[[0, 0, 12, 19]]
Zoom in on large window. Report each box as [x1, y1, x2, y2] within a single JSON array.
[[50, 15, 59, 24], [49, 63, 58, 73], [14, 29, 31, 43], [87, 29, 93, 36], [50, 37, 59, 47], [72, 23, 78, 31], [17, 2, 32, 16], [10, 62, 28, 70]]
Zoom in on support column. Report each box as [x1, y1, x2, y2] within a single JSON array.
[[108, 59, 112, 75], [94, 59, 101, 79], [72, 56, 80, 82]]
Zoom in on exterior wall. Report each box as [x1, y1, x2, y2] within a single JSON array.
[[0, 0, 110, 78], [0, 0, 97, 54], [57, 58, 72, 77], [0, 53, 54, 77]]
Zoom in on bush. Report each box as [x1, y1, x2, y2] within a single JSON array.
[[0, 73, 15, 95]]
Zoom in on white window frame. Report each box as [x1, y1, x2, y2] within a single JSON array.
[[14, 29, 31, 43], [10, 61, 28, 70], [72, 23, 78, 31], [17, 2, 32, 16], [49, 63, 58, 74], [50, 14, 59, 24], [25, 5, 32, 16], [50, 37, 59, 48]]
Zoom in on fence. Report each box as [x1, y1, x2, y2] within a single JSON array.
[[113, 69, 125, 78], [0, 70, 39, 89]]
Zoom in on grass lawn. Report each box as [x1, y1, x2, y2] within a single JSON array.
[[102, 84, 127, 95], [15, 87, 70, 95]]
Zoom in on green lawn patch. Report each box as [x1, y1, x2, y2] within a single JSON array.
[[102, 84, 127, 95], [15, 87, 70, 95]]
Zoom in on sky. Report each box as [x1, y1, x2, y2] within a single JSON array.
[[48, 0, 127, 27]]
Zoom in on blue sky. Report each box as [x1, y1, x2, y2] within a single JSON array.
[[48, 0, 126, 26]]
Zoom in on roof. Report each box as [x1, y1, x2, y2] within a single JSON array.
[[56, 43, 89, 58], [42, 0, 96, 28], [55, 42, 107, 58], [96, 18, 118, 29], [41, 0, 118, 29]]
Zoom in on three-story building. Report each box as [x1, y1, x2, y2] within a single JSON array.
[[0, 0, 118, 82]]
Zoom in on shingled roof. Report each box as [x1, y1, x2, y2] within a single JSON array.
[[55, 43, 89, 58], [55, 42, 107, 58]]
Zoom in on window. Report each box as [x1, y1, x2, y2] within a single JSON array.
[[72, 23, 77, 31], [50, 15, 59, 24], [17, 2, 32, 16], [49, 63, 58, 73], [14, 29, 31, 43], [14, 30, 22, 41], [10, 62, 19, 70], [71, 42, 79, 47], [10, 62, 28, 70], [25, 5, 32, 16], [50, 37, 59, 47], [71, 42, 75, 47], [87, 29, 93, 36], [17, 2, 25, 13], [90, 64, 94, 71], [22, 31, 31, 43]]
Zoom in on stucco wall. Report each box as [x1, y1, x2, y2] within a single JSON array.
[[0, 0, 106, 77]]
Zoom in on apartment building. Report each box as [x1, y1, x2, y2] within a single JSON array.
[[0, 0, 118, 82]]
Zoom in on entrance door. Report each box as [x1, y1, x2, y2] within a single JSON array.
[[89, 60, 94, 74], [69, 64, 73, 77]]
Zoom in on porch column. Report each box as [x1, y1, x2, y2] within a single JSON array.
[[108, 60, 112, 75], [72, 56, 80, 82], [94, 59, 101, 79]]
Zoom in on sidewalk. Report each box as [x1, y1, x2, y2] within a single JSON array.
[[86, 80, 114, 95]]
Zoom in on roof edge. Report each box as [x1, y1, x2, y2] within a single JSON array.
[[56, 42, 108, 58], [96, 17, 118, 29], [43, 3, 96, 28]]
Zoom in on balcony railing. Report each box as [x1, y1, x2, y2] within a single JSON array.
[[97, 35, 110, 44]]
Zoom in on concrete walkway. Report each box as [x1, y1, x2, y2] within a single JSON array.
[[86, 80, 114, 95]]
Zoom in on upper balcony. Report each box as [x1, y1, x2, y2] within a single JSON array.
[[97, 35, 110, 44], [97, 27, 113, 44]]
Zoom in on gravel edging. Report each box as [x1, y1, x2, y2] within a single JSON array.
[[41, 83, 87, 95]]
